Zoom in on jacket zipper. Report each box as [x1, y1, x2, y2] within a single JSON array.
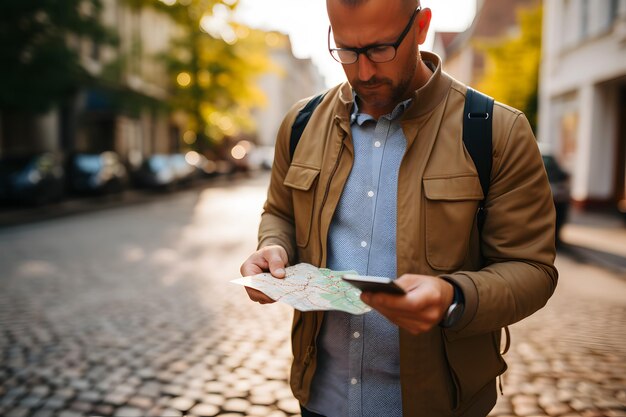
[[318, 136, 346, 264]]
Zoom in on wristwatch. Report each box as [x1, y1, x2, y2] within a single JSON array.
[[440, 282, 465, 328]]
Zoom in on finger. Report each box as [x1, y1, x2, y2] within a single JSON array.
[[394, 274, 425, 292], [361, 291, 418, 313], [364, 304, 426, 334], [245, 287, 276, 304], [368, 301, 437, 334], [241, 262, 263, 277], [240, 253, 268, 277], [395, 275, 450, 311], [267, 252, 287, 278], [366, 301, 415, 323], [372, 297, 443, 331], [364, 293, 442, 328]]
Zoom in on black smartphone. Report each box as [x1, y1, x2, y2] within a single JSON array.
[[341, 274, 406, 295]]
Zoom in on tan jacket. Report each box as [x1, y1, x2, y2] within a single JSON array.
[[258, 52, 558, 416]]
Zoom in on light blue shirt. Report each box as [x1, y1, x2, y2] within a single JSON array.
[[306, 96, 411, 417]]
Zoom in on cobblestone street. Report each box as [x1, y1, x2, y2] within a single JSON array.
[[0, 174, 625, 417], [489, 255, 626, 417]]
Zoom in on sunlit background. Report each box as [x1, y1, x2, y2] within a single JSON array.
[[235, 0, 477, 86], [1, 1, 625, 417]]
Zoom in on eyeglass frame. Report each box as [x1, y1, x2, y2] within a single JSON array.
[[327, 6, 422, 64]]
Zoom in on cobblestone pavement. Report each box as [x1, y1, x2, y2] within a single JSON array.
[[0, 174, 625, 417], [488, 255, 626, 417]]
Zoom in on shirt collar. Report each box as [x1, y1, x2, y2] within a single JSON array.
[[350, 92, 412, 126]]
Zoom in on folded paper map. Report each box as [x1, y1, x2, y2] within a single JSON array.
[[231, 263, 371, 315]]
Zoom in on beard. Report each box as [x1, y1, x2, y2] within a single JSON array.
[[351, 58, 417, 114]]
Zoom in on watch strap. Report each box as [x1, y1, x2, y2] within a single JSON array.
[[440, 282, 465, 328]]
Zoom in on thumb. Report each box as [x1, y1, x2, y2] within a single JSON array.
[[268, 254, 287, 278]]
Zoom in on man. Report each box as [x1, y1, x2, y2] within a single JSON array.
[[240, 0, 558, 415]]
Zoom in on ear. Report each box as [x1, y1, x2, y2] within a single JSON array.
[[415, 7, 432, 45]]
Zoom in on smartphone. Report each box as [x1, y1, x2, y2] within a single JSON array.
[[341, 274, 406, 295]]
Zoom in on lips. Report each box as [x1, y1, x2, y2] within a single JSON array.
[[356, 78, 390, 90]]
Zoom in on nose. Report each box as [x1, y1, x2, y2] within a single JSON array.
[[356, 54, 376, 81]]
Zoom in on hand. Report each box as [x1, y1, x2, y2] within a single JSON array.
[[239, 245, 289, 304], [360, 274, 455, 335]]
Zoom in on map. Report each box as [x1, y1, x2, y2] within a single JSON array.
[[231, 263, 372, 315]]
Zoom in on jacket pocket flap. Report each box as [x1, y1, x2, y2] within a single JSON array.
[[423, 176, 484, 201], [284, 165, 320, 191]]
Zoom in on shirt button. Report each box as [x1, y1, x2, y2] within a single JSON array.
[[353, 331, 360, 338], [374, 141, 381, 148], [367, 191, 374, 198], [351, 378, 358, 385], [360, 241, 367, 248]]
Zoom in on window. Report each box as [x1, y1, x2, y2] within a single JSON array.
[[561, 0, 576, 50], [580, 0, 589, 40], [610, 0, 619, 24]]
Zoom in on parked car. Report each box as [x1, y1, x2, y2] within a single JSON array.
[[132, 155, 176, 189], [170, 153, 197, 185], [132, 154, 196, 190], [68, 152, 129, 195], [0, 153, 66, 205], [539, 145, 570, 244]]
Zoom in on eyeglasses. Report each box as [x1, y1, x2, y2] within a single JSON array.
[[328, 7, 421, 64]]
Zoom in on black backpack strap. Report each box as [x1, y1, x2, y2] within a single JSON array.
[[463, 88, 494, 231], [290, 92, 326, 160]]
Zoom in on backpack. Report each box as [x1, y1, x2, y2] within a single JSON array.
[[289, 88, 494, 231]]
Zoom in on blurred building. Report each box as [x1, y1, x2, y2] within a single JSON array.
[[0, 4, 325, 167], [79, 0, 180, 167], [538, 0, 626, 211], [252, 33, 326, 147], [0, 0, 179, 167], [433, 0, 539, 86]]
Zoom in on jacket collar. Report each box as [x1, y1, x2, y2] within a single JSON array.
[[335, 51, 451, 121]]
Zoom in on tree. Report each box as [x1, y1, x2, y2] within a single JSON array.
[[126, 0, 274, 148], [476, 3, 542, 131], [0, 0, 114, 113], [166, 21, 274, 147]]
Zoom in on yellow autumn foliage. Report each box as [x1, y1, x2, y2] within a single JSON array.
[[476, 3, 542, 131]]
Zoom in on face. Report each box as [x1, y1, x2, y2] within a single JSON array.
[[327, 0, 431, 116]]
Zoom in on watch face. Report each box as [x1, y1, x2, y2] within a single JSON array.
[[441, 283, 464, 328], [448, 302, 463, 325], [442, 302, 462, 328]]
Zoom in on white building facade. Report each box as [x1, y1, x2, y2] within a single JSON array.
[[253, 34, 326, 148], [0, 0, 180, 163], [539, 0, 626, 210]]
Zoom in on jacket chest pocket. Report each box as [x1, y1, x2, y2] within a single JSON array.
[[284, 164, 320, 248], [423, 176, 483, 272]]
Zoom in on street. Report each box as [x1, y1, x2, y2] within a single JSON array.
[[0, 174, 625, 417]]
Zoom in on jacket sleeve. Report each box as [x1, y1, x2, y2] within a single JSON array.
[[443, 111, 558, 337], [257, 101, 306, 265]]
